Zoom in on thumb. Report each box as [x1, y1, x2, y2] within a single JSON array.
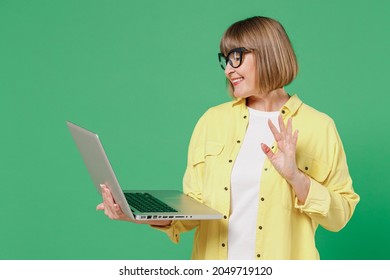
[[96, 203, 105, 211], [261, 143, 274, 159]]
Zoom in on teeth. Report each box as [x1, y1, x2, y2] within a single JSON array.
[[232, 78, 243, 83]]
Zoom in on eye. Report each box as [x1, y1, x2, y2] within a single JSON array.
[[230, 51, 241, 62]]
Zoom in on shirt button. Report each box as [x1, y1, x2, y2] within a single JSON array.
[[224, 187, 228, 191], [243, 115, 247, 119], [237, 140, 241, 143], [224, 215, 227, 219], [229, 160, 233, 163], [305, 166, 309, 170], [264, 167, 268, 171], [260, 197, 265, 201], [257, 254, 261, 258], [259, 226, 263, 230], [281, 110, 286, 114], [222, 243, 226, 247]]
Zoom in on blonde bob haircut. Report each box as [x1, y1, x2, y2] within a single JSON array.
[[220, 16, 298, 95]]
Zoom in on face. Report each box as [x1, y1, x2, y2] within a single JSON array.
[[223, 50, 259, 99]]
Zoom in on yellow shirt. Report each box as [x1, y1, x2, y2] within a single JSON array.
[[154, 94, 360, 260]]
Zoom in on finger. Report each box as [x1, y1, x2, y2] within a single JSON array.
[[107, 204, 121, 219], [268, 119, 282, 141], [113, 204, 131, 221], [261, 143, 274, 159], [293, 129, 299, 146], [101, 187, 117, 217], [278, 114, 286, 135], [101, 187, 110, 205], [96, 203, 105, 211], [100, 183, 107, 195], [100, 184, 111, 205], [113, 204, 123, 215], [286, 118, 292, 139], [102, 186, 116, 205]]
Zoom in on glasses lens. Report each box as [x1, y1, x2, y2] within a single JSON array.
[[228, 50, 242, 68], [218, 48, 247, 70], [218, 53, 227, 69]]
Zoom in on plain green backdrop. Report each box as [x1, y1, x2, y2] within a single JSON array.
[[0, 0, 389, 260]]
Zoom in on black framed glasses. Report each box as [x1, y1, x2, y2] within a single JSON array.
[[218, 47, 250, 70]]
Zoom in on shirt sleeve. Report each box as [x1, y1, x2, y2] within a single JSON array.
[[294, 119, 360, 232]]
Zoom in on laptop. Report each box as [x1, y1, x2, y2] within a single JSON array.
[[67, 121, 223, 221]]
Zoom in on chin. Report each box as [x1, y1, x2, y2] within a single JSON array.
[[233, 89, 242, 97], [233, 91, 248, 99]]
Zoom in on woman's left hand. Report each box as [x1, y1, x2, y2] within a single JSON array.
[[261, 115, 310, 203]]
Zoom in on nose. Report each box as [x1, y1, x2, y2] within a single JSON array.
[[224, 62, 234, 76]]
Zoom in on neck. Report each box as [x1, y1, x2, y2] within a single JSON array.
[[246, 88, 290, 112]]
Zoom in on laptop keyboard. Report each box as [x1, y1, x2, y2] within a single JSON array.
[[124, 192, 178, 213]]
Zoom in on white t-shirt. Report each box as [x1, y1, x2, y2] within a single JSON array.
[[228, 108, 280, 260]]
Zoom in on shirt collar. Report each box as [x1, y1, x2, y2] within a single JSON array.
[[232, 98, 245, 107], [231, 94, 303, 116], [281, 94, 303, 116]]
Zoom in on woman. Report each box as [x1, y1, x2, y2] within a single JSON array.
[[97, 16, 360, 259]]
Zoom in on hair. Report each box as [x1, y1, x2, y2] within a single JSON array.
[[220, 16, 298, 95]]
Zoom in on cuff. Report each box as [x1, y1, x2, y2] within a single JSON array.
[[294, 178, 331, 216], [150, 221, 180, 243]]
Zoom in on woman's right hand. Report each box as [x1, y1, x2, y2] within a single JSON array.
[[96, 184, 172, 226]]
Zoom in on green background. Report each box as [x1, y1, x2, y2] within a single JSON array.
[[0, 0, 389, 260]]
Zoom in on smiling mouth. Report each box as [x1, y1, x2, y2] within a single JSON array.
[[231, 77, 244, 86]]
